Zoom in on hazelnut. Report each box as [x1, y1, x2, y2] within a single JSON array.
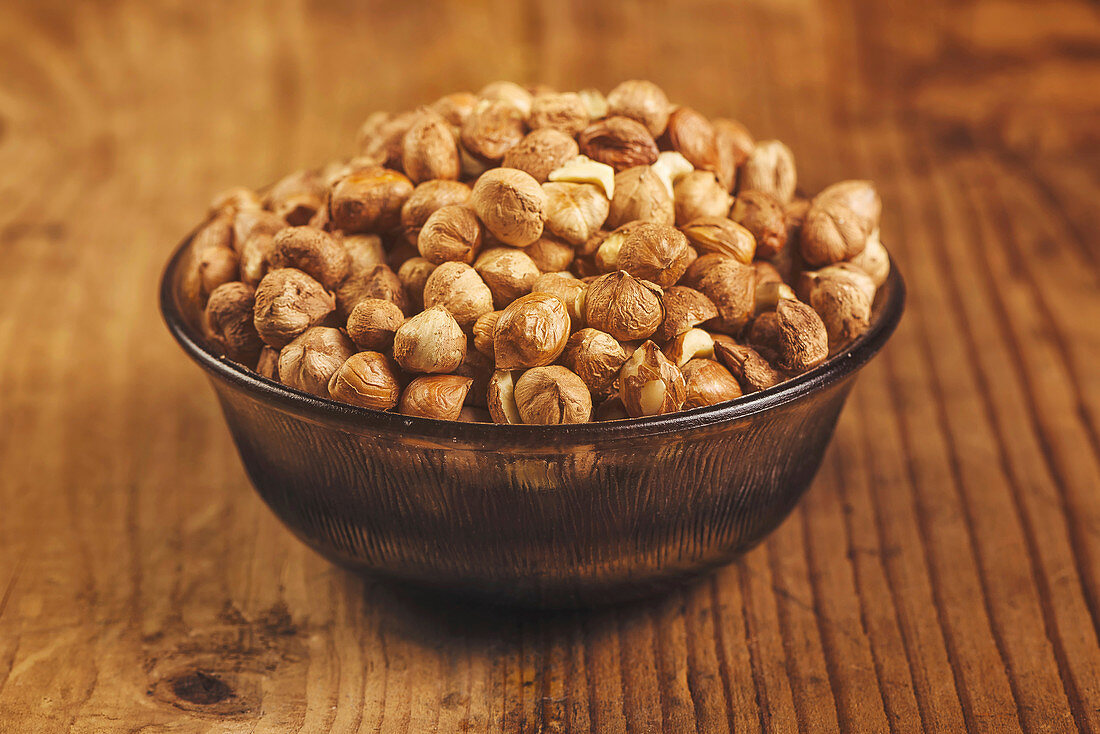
[[784, 198, 811, 247], [739, 140, 797, 204], [753, 260, 783, 286], [422, 261, 494, 330], [278, 327, 355, 397], [196, 246, 240, 299], [713, 119, 754, 191], [661, 107, 718, 171], [458, 407, 492, 423], [584, 271, 664, 341], [417, 205, 483, 264], [696, 259, 756, 334], [680, 217, 756, 264], [493, 292, 571, 369], [469, 168, 547, 247], [341, 234, 386, 273], [346, 298, 405, 352], [396, 257, 436, 311], [474, 247, 540, 307], [801, 180, 881, 267], [487, 370, 522, 424], [618, 341, 686, 417], [606, 80, 671, 137], [327, 351, 402, 410], [478, 81, 533, 116], [336, 263, 408, 318], [268, 226, 350, 290], [210, 186, 262, 217], [578, 116, 660, 172], [400, 180, 471, 244], [775, 298, 829, 372], [606, 166, 674, 228], [731, 191, 787, 259], [542, 182, 610, 245], [528, 92, 589, 136], [256, 346, 279, 380], [402, 109, 460, 183], [472, 310, 502, 358], [663, 328, 715, 367], [392, 305, 467, 373], [329, 167, 414, 233], [578, 88, 609, 119], [848, 230, 890, 287], [502, 129, 580, 183], [524, 235, 574, 272], [680, 252, 730, 289], [430, 91, 479, 127], [714, 341, 782, 393], [748, 312, 783, 363], [514, 366, 593, 424], [547, 155, 616, 199], [233, 208, 285, 249], [265, 169, 327, 225], [192, 215, 235, 255], [681, 358, 742, 409], [659, 286, 719, 342], [253, 268, 336, 348], [754, 281, 797, 314], [651, 151, 695, 197], [800, 269, 874, 347], [673, 171, 732, 225], [454, 348, 493, 407], [399, 375, 473, 420], [460, 100, 526, 163], [531, 272, 588, 329], [803, 263, 877, 303], [561, 328, 629, 399], [357, 111, 418, 167], [203, 282, 263, 365], [613, 222, 693, 287]]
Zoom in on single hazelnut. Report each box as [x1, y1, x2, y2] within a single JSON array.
[[615, 222, 693, 287], [524, 235, 575, 272], [392, 305, 467, 373], [739, 140, 797, 204], [696, 259, 756, 334], [232, 208, 285, 249], [191, 215, 235, 257], [531, 272, 588, 330], [396, 257, 436, 311], [253, 268, 336, 348], [584, 271, 664, 342], [714, 340, 782, 393], [346, 298, 405, 352], [681, 358, 742, 409], [674, 171, 732, 225], [661, 106, 718, 171], [327, 351, 402, 410], [335, 263, 408, 318], [594, 221, 647, 272], [278, 327, 356, 397], [460, 100, 526, 163], [528, 92, 589, 136], [502, 129, 580, 183], [430, 91, 479, 127], [618, 341, 686, 417], [256, 346, 279, 380], [847, 230, 890, 287], [493, 292, 571, 369], [473, 310, 502, 359], [754, 281, 797, 314], [196, 246, 240, 299], [713, 119, 754, 191], [547, 155, 616, 199], [802, 263, 877, 303], [801, 270, 873, 348], [203, 282, 263, 366], [399, 375, 473, 420], [474, 247, 541, 307], [341, 234, 386, 273], [487, 369, 522, 424], [606, 80, 671, 137], [561, 328, 629, 399], [402, 109, 461, 183], [753, 260, 783, 286], [680, 217, 756, 264], [748, 312, 783, 363], [478, 81, 533, 117], [265, 169, 327, 225], [659, 286, 719, 342], [578, 88, 609, 119], [268, 226, 350, 290], [542, 182, 611, 245], [210, 186, 262, 217], [775, 298, 829, 372], [422, 261, 494, 330], [329, 167, 414, 233], [651, 151, 695, 197], [470, 168, 547, 247], [680, 252, 731, 289], [663, 328, 716, 367], [400, 180, 472, 244], [606, 166, 674, 228], [514, 366, 593, 424], [801, 180, 881, 267], [417, 205, 483, 264], [578, 116, 660, 172], [784, 198, 811, 247], [731, 191, 787, 259], [357, 111, 418, 167]]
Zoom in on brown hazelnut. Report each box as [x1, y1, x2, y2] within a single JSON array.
[[663, 328, 716, 367], [578, 116, 660, 172], [460, 100, 526, 163], [268, 226, 350, 290], [253, 268, 336, 348], [748, 312, 783, 363], [329, 167, 414, 233], [681, 358, 742, 408], [848, 230, 890, 287], [800, 268, 874, 347], [561, 328, 629, 399], [474, 247, 540, 307], [210, 186, 262, 217], [524, 235, 575, 272], [801, 180, 881, 267], [753, 260, 783, 286], [396, 256, 437, 311], [196, 246, 240, 299], [478, 81, 533, 116], [696, 259, 756, 334], [487, 370, 522, 424], [422, 261, 494, 330], [493, 292, 571, 369], [584, 271, 664, 341], [472, 310, 502, 359], [430, 91, 479, 127], [336, 263, 408, 318], [402, 110, 460, 183], [673, 171, 732, 225], [417, 205, 483, 264], [661, 107, 718, 171], [278, 327, 355, 397], [203, 282, 263, 365], [458, 407, 491, 423], [400, 180, 472, 244], [713, 119, 754, 191], [606, 80, 671, 137], [528, 92, 589, 136], [502, 129, 580, 183], [754, 281, 797, 314], [399, 375, 473, 420], [618, 341, 686, 417], [714, 341, 782, 394], [615, 222, 693, 287], [357, 111, 418, 167], [739, 140, 797, 204], [659, 286, 719, 342], [470, 168, 547, 247], [531, 273, 588, 330], [606, 166, 674, 228], [594, 221, 646, 272], [542, 182, 610, 245], [346, 298, 405, 352], [514, 366, 593, 424], [775, 298, 828, 372], [265, 169, 327, 226], [327, 351, 402, 410], [731, 191, 787, 259], [256, 346, 279, 380], [341, 234, 386, 274], [680, 217, 756, 264], [392, 305, 467, 373], [232, 208, 285, 249]]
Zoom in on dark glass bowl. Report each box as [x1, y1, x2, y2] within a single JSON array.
[[161, 233, 904, 608]]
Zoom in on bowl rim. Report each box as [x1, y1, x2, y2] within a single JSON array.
[[161, 230, 905, 444]]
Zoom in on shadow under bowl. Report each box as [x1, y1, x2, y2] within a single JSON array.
[[161, 234, 905, 608]]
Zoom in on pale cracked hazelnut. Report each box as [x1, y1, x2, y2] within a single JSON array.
[[578, 88, 609, 119], [430, 91, 479, 127], [775, 298, 829, 372], [473, 310, 502, 359], [402, 109, 460, 183], [661, 106, 718, 172], [346, 298, 405, 352], [547, 155, 616, 199], [578, 116, 660, 172], [502, 129, 580, 183], [847, 229, 890, 287], [542, 182, 610, 245], [203, 282, 263, 366], [399, 374, 473, 420], [418, 205, 483, 264], [801, 180, 882, 267], [680, 217, 756, 264], [514, 366, 593, 424], [681, 358, 742, 408], [524, 235, 574, 272], [696, 259, 756, 335], [615, 222, 693, 287], [528, 92, 589, 136], [618, 341, 686, 417], [269, 226, 350, 290], [754, 281, 797, 314], [606, 166, 674, 228], [460, 100, 526, 163], [651, 151, 695, 197], [396, 256, 436, 311], [474, 247, 540, 307], [487, 370, 522, 424], [336, 263, 408, 319], [584, 271, 664, 342], [392, 305, 467, 373], [659, 286, 719, 342], [713, 118, 754, 192], [400, 180, 471, 245], [470, 168, 547, 247], [329, 167, 414, 233], [422, 261, 494, 330], [531, 272, 588, 330], [714, 340, 783, 394], [265, 169, 327, 226], [327, 351, 402, 410], [739, 140, 797, 204], [561, 328, 629, 399], [253, 268, 336, 349], [674, 171, 732, 225], [663, 328, 716, 367], [478, 80, 533, 117], [493, 292, 571, 369], [278, 327, 355, 397], [731, 190, 787, 260], [606, 80, 671, 137]]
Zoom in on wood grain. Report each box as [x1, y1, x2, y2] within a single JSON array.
[[1, 0, 1098, 730]]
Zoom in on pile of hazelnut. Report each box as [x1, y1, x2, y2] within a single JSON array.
[[187, 80, 888, 424]]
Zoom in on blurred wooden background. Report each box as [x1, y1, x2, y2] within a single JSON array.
[[1, 0, 1099, 731]]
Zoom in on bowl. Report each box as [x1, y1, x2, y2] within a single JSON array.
[[161, 232, 904, 608]]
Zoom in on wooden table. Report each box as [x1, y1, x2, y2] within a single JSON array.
[[2, 0, 1098, 731]]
